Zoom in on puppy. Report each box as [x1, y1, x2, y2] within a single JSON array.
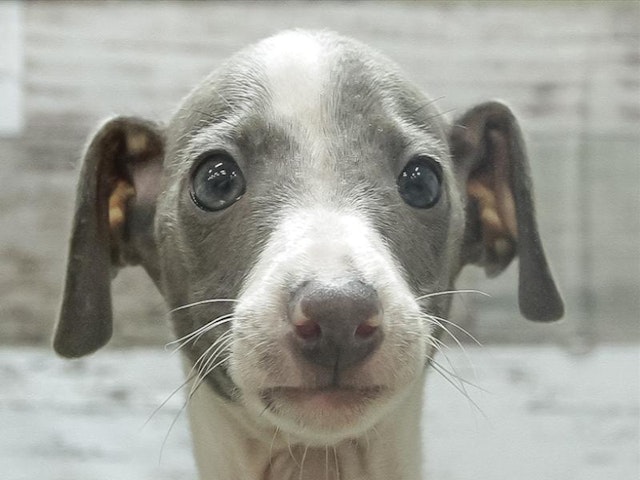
[[54, 30, 563, 480]]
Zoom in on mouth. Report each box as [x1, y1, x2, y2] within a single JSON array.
[[261, 385, 385, 412], [255, 385, 388, 441]]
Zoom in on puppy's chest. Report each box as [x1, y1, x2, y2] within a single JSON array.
[[263, 448, 371, 480]]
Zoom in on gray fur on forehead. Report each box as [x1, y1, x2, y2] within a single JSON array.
[[166, 30, 447, 158]]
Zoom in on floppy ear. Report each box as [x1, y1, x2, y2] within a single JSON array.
[[54, 117, 164, 358], [450, 101, 564, 322]]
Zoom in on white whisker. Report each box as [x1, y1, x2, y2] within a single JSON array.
[[190, 338, 236, 398], [427, 334, 463, 380], [429, 357, 487, 420], [165, 314, 234, 354], [192, 335, 233, 380], [158, 384, 194, 465], [325, 445, 330, 480], [415, 289, 490, 302], [184, 332, 233, 394], [429, 314, 483, 347], [424, 313, 477, 378], [428, 350, 487, 392], [196, 331, 234, 371], [195, 341, 233, 385], [269, 427, 280, 469], [168, 298, 238, 314], [299, 444, 309, 480], [288, 434, 301, 468], [160, 331, 237, 458], [144, 372, 194, 429], [190, 355, 232, 399]]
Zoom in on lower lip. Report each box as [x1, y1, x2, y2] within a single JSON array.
[[264, 386, 383, 410]]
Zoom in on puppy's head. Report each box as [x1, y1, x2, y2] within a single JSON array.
[[54, 31, 563, 444]]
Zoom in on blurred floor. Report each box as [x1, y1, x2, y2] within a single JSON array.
[[1, 346, 638, 480]]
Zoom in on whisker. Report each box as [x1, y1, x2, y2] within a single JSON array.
[[424, 107, 457, 123], [190, 338, 235, 397], [288, 434, 301, 468], [325, 445, 330, 480], [425, 314, 467, 352], [243, 336, 272, 360], [196, 336, 233, 379], [165, 314, 234, 353], [299, 444, 309, 480], [193, 330, 268, 390], [196, 330, 233, 371], [192, 349, 232, 396], [427, 335, 459, 376], [143, 372, 194, 429], [190, 355, 232, 400], [159, 394, 190, 464], [427, 349, 487, 393], [269, 427, 280, 469], [427, 314, 483, 347], [425, 313, 478, 379], [430, 355, 472, 406], [192, 330, 233, 370], [429, 334, 450, 353], [162, 336, 234, 458], [156, 364, 204, 463], [429, 333, 478, 383], [415, 289, 490, 302], [429, 357, 487, 420], [192, 336, 232, 378], [168, 298, 238, 314], [184, 332, 234, 394], [407, 95, 445, 117], [259, 400, 272, 417], [427, 334, 480, 400], [154, 323, 236, 462], [145, 355, 206, 429]]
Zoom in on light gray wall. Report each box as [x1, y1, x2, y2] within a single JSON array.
[[0, 1, 638, 348], [0, 2, 23, 136]]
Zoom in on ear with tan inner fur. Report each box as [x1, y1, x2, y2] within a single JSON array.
[[451, 101, 564, 322], [54, 117, 164, 358]]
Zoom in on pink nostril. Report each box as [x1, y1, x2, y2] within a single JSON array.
[[295, 320, 322, 340], [354, 322, 378, 338]]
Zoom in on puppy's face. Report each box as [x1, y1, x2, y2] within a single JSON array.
[[156, 32, 461, 443], [55, 31, 563, 445]]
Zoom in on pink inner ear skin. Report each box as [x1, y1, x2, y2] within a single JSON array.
[[489, 129, 518, 240], [132, 159, 164, 207]]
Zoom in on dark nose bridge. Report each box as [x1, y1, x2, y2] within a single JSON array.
[[289, 279, 383, 372]]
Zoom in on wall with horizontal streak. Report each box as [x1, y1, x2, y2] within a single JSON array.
[[0, 1, 638, 348]]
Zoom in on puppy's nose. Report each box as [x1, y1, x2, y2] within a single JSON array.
[[289, 280, 383, 371]]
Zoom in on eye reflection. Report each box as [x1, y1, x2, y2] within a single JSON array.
[[397, 156, 442, 209], [190, 154, 246, 212]]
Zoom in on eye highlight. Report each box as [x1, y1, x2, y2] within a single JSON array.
[[397, 156, 442, 209], [190, 153, 246, 212]]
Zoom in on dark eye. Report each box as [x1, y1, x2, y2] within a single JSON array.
[[397, 156, 442, 209], [190, 153, 246, 211]]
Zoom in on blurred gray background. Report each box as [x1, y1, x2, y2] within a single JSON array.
[[1, 0, 638, 349], [0, 1, 638, 479]]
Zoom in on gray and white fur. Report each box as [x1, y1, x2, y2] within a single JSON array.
[[54, 30, 563, 480]]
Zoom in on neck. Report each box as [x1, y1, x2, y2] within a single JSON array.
[[186, 378, 425, 480]]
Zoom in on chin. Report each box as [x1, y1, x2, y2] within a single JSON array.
[[242, 381, 413, 445]]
